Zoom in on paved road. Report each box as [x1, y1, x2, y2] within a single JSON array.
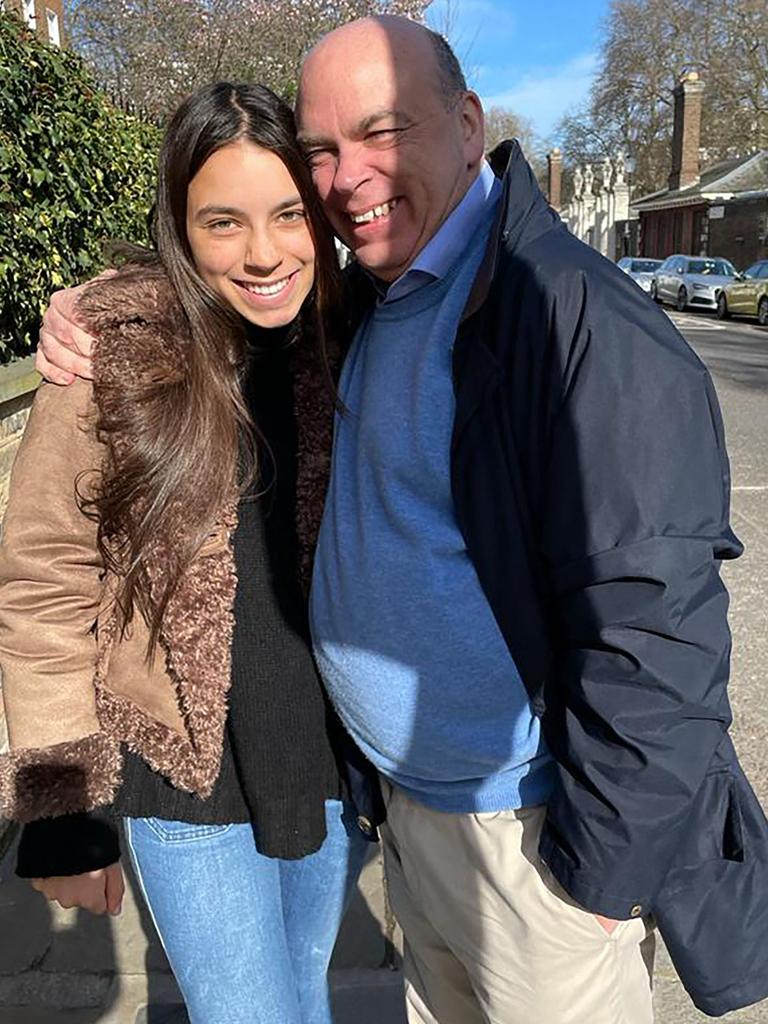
[[666, 306, 768, 800], [669, 308, 768, 389], [651, 307, 768, 1024]]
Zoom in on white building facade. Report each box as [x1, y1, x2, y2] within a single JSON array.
[[562, 154, 632, 259]]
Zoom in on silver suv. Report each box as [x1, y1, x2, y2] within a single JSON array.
[[650, 255, 738, 312]]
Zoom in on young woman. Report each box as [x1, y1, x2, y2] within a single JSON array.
[[0, 82, 380, 1024]]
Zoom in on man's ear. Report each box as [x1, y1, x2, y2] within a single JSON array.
[[460, 92, 485, 170]]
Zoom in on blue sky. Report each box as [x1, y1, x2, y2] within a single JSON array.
[[426, 0, 610, 142]]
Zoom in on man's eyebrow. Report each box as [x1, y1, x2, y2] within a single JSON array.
[[298, 110, 413, 149], [357, 109, 412, 133], [297, 132, 334, 151]]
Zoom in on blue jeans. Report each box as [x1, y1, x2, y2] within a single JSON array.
[[124, 800, 368, 1024]]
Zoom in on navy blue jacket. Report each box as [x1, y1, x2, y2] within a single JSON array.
[[349, 141, 768, 1017]]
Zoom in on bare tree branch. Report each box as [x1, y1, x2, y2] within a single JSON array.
[[555, 0, 768, 196], [64, 0, 433, 117]]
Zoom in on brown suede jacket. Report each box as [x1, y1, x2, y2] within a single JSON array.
[[0, 267, 334, 823]]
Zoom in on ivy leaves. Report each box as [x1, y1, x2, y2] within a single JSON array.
[[0, 13, 160, 363]]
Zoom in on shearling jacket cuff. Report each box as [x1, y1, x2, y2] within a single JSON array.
[[16, 810, 120, 878], [0, 733, 121, 824]]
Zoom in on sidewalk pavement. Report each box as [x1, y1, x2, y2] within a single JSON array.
[[2, 338, 767, 1024], [3, 544, 768, 1024], [0, 833, 409, 1024], [4, 821, 768, 1024]]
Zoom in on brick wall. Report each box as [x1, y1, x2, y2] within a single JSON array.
[[547, 149, 563, 213], [35, 0, 63, 45], [708, 196, 768, 269], [639, 204, 708, 259], [2, 0, 63, 45], [668, 73, 704, 192]]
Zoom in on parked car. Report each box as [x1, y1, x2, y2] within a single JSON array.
[[650, 255, 738, 311], [717, 259, 768, 326], [617, 257, 662, 294]]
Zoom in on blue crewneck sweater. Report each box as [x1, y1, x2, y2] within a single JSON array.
[[311, 197, 555, 813]]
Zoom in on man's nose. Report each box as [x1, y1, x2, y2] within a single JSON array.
[[333, 145, 372, 195]]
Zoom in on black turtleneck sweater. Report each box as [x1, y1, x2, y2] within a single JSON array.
[[17, 336, 342, 876]]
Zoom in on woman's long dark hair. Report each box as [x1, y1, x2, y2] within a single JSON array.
[[90, 82, 342, 653]]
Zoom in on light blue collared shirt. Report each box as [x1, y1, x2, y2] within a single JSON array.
[[379, 161, 500, 303], [311, 162, 555, 813]]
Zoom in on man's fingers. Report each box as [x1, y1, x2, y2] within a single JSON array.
[[37, 327, 94, 381], [35, 345, 75, 386], [105, 863, 125, 916], [43, 294, 82, 344], [42, 301, 97, 359], [36, 271, 116, 383]]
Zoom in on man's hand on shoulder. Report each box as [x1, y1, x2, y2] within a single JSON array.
[[36, 270, 116, 384]]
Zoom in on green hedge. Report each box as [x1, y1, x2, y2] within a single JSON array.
[[0, 14, 161, 363]]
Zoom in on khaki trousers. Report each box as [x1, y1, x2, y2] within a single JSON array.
[[381, 783, 655, 1024]]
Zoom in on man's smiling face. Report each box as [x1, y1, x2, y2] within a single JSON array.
[[297, 17, 484, 283]]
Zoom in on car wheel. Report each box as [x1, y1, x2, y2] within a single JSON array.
[[650, 281, 660, 303], [716, 293, 729, 320], [676, 286, 687, 312], [759, 296, 768, 327]]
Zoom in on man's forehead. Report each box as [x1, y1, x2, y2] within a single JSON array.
[[297, 56, 432, 136]]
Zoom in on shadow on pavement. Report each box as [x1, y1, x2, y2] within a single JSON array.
[[0, 828, 119, 1023]]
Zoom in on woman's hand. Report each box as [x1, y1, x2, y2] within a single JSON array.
[[30, 862, 124, 916]]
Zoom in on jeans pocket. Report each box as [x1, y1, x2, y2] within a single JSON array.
[[140, 817, 234, 844]]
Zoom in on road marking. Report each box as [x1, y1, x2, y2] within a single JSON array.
[[733, 506, 768, 539], [733, 486, 768, 492], [667, 313, 727, 331]]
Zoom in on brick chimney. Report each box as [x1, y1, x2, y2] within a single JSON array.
[[547, 148, 563, 211], [668, 71, 704, 192]]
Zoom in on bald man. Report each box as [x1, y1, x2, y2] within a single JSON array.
[[36, 16, 768, 1024]]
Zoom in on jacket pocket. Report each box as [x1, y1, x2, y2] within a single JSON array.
[[654, 761, 768, 1016], [661, 769, 743, 892]]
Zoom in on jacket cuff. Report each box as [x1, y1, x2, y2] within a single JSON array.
[[0, 733, 121, 824], [539, 821, 649, 921], [16, 810, 120, 878]]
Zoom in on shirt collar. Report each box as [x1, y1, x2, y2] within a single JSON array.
[[376, 161, 500, 305]]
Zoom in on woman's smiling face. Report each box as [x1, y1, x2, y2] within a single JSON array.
[[186, 140, 316, 329]]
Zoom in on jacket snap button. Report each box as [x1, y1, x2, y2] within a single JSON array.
[[629, 904, 643, 918], [357, 815, 373, 834]]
